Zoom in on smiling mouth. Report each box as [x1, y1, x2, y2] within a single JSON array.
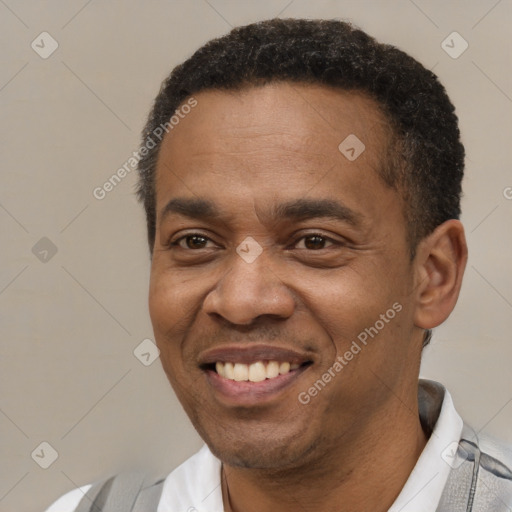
[[202, 360, 313, 383]]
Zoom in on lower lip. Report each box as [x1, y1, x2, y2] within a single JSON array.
[[205, 365, 310, 406]]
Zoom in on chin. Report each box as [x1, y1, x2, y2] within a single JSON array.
[[195, 418, 318, 470], [211, 439, 306, 469]]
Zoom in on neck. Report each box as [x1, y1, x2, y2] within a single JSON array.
[[221, 393, 428, 512]]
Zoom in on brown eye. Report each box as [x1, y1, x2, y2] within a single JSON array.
[[173, 234, 213, 249], [296, 234, 334, 250], [186, 235, 208, 249]]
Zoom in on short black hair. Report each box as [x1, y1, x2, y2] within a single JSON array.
[[136, 17, 464, 258]]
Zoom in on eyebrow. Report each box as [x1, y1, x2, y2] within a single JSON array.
[[159, 197, 362, 227]]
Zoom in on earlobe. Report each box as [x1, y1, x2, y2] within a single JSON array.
[[413, 220, 468, 330]]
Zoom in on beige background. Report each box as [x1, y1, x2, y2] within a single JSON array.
[[0, 1, 511, 511]]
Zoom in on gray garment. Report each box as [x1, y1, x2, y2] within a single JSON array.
[[76, 379, 512, 511], [420, 380, 512, 511], [75, 471, 164, 512], [437, 427, 512, 511]]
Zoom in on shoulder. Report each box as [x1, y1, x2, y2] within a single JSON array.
[[476, 429, 512, 475], [459, 424, 512, 509], [44, 484, 92, 512], [43, 445, 217, 512]]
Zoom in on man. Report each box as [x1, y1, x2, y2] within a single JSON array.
[[45, 18, 512, 512]]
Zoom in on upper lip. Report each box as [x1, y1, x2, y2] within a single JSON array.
[[198, 344, 314, 367]]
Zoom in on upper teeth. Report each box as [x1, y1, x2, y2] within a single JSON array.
[[215, 361, 301, 382]]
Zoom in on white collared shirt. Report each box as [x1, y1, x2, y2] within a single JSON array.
[[44, 381, 463, 512]]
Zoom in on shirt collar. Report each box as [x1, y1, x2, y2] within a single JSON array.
[[388, 379, 464, 512]]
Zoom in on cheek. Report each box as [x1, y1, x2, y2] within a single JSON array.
[[148, 271, 194, 377], [298, 267, 394, 333], [296, 263, 411, 371], [148, 265, 203, 335], [148, 270, 204, 397]]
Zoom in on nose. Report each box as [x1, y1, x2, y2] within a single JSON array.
[[202, 251, 296, 325]]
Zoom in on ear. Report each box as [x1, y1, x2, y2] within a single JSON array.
[[413, 219, 468, 330]]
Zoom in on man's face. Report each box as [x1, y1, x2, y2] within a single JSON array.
[[149, 83, 422, 470]]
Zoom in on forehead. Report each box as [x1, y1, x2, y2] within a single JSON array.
[[154, 82, 396, 223], [158, 82, 389, 162]]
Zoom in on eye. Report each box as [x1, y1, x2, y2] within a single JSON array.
[[294, 234, 336, 250], [171, 233, 216, 250]]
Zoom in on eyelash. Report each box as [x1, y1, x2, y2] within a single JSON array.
[[168, 232, 339, 251]]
